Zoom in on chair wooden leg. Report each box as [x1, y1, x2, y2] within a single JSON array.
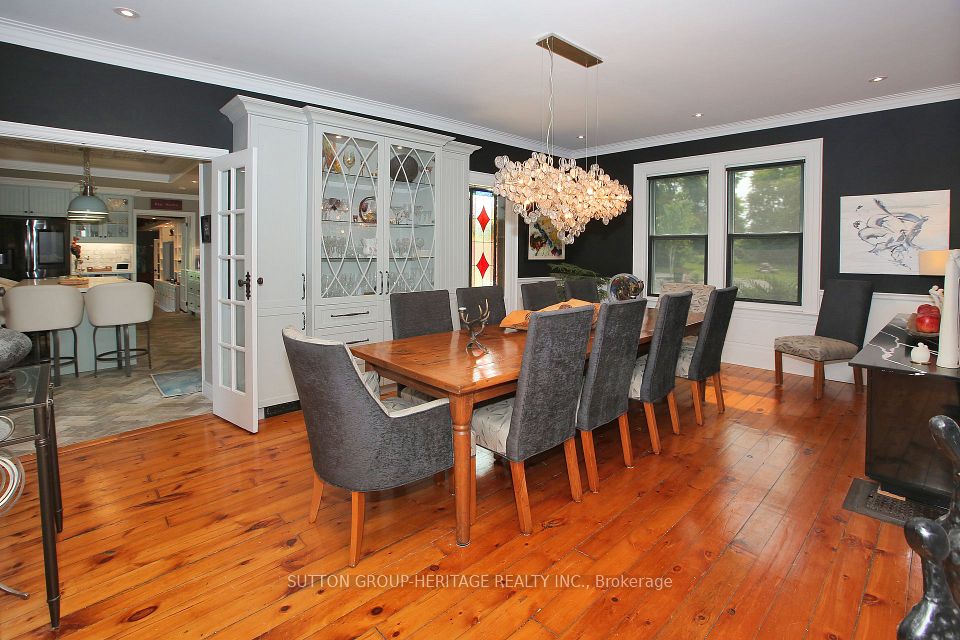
[[643, 402, 662, 455], [713, 373, 726, 413], [853, 366, 864, 392], [690, 380, 704, 426], [666, 390, 680, 435], [308, 472, 324, 523], [814, 361, 824, 400], [509, 461, 533, 535], [563, 438, 583, 503], [579, 430, 600, 493], [617, 413, 634, 468], [774, 350, 783, 386], [433, 471, 446, 485], [349, 492, 365, 567], [470, 456, 477, 524]]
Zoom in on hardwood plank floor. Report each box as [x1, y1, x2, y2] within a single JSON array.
[[0, 364, 914, 639]]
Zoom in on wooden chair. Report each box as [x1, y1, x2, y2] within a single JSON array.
[[282, 327, 457, 566], [564, 277, 600, 303], [774, 279, 873, 399], [520, 280, 561, 310], [389, 289, 453, 339], [628, 291, 693, 454], [455, 285, 507, 327], [470, 306, 593, 533], [675, 286, 738, 425], [576, 298, 648, 492]]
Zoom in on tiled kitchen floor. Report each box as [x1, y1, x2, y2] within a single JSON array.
[[4, 309, 210, 454]]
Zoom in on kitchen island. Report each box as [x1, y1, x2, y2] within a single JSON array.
[[848, 313, 955, 507], [16, 276, 139, 376]]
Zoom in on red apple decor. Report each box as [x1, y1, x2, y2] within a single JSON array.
[[915, 304, 941, 334]]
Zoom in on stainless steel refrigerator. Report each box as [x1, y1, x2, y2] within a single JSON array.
[[0, 216, 71, 280]]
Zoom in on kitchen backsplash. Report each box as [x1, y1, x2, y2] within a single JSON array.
[[78, 243, 133, 270]]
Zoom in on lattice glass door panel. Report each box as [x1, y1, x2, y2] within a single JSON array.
[[319, 132, 380, 298], [386, 144, 435, 293]]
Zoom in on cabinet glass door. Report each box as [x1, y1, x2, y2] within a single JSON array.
[[386, 144, 436, 293], [319, 132, 380, 298]]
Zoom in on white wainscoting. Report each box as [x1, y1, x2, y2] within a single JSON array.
[[516, 276, 555, 311]]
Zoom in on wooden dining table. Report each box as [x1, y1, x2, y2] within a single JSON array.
[[351, 307, 704, 547]]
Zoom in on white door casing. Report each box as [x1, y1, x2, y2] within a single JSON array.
[[211, 148, 258, 432]]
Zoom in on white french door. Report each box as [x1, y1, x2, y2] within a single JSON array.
[[211, 149, 258, 432]]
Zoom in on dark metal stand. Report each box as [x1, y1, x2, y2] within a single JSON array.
[[93, 323, 151, 378]]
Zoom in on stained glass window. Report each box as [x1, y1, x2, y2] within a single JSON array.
[[470, 188, 498, 287]]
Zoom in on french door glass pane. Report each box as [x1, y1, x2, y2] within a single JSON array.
[[649, 237, 706, 294], [470, 189, 497, 287], [388, 146, 435, 293], [650, 173, 708, 235], [729, 164, 803, 233], [729, 236, 801, 303], [319, 133, 379, 298]]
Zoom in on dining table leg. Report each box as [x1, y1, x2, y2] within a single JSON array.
[[450, 394, 475, 547]]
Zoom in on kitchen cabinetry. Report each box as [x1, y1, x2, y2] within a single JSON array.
[[72, 194, 134, 242], [0, 184, 71, 217], [155, 280, 179, 312], [180, 269, 200, 314]]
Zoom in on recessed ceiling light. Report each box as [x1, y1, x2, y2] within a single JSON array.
[[577, 135, 585, 139], [869, 76, 887, 83], [693, 113, 704, 118], [113, 7, 139, 18], [191, 180, 198, 184]]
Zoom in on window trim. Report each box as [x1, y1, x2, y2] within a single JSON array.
[[647, 171, 709, 296], [632, 139, 823, 316], [726, 160, 805, 305]]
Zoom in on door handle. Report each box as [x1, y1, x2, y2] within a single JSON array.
[[301, 273, 306, 300], [330, 311, 370, 318], [237, 272, 252, 300], [302, 311, 306, 330]]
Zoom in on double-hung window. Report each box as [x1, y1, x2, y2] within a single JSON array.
[[726, 162, 804, 304], [647, 172, 708, 295]]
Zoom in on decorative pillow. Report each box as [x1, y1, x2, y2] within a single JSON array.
[[500, 299, 599, 330]]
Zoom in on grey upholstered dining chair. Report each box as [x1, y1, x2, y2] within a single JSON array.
[[774, 279, 873, 399], [675, 286, 738, 425], [565, 278, 600, 303], [521, 280, 562, 310], [456, 285, 507, 327], [659, 282, 715, 316], [576, 298, 647, 492], [470, 306, 593, 534], [282, 327, 456, 566], [628, 291, 693, 454], [390, 290, 453, 339]]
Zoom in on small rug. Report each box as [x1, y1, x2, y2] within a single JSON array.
[[151, 368, 202, 398], [842, 477, 946, 526]]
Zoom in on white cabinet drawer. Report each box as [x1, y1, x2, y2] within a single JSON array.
[[315, 323, 382, 347], [315, 301, 382, 329]]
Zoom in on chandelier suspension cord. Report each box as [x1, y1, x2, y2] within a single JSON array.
[[595, 65, 600, 169], [546, 40, 554, 159]]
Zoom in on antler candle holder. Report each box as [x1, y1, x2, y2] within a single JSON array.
[[458, 300, 490, 356]]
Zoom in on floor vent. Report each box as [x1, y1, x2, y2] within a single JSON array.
[[263, 401, 301, 419], [842, 478, 946, 526]]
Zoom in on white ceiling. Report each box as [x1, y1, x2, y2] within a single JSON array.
[[0, 137, 199, 193], [1, 0, 959, 151]]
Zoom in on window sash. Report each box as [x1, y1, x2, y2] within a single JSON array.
[[648, 234, 708, 296], [726, 232, 803, 305]]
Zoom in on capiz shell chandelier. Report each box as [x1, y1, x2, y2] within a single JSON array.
[[493, 35, 630, 244]]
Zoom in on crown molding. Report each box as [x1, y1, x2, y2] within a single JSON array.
[[575, 83, 960, 158], [0, 158, 175, 182], [0, 18, 560, 155]]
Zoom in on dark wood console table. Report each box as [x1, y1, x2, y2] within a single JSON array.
[[849, 314, 956, 507]]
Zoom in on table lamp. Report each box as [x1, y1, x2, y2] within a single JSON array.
[[920, 249, 960, 368]]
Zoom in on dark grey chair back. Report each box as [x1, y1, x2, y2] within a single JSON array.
[[687, 286, 738, 381], [282, 329, 453, 492], [521, 280, 561, 310], [814, 279, 874, 348], [506, 306, 593, 461], [390, 290, 453, 339], [456, 285, 507, 327], [577, 299, 648, 431], [635, 291, 692, 403], [565, 278, 600, 303]]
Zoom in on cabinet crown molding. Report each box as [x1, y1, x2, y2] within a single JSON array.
[[303, 105, 454, 147], [443, 141, 482, 156], [221, 95, 308, 124]]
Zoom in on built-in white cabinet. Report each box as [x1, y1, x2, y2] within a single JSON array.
[[221, 96, 477, 411], [0, 184, 71, 217], [155, 280, 179, 312], [72, 193, 134, 242], [181, 269, 200, 314]]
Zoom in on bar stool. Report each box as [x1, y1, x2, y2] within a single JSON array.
[[4, 285, 83, 386], [85, 282, 154, 377]]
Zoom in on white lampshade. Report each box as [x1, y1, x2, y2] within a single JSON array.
[[920, 249, 949, 276]]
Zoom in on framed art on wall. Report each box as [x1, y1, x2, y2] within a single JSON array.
[[528, 217, 565, 260], [839, 190, 950, 275]]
